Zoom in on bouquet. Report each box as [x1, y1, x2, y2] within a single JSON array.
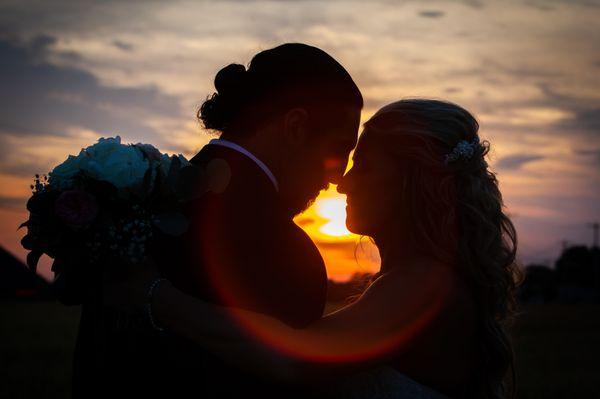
[[19, 136, 205, 300]]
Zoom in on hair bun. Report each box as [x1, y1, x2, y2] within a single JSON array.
[[198, 63, 249, 131], [214, 63, 247, 95], [198, 43, 363, 134]]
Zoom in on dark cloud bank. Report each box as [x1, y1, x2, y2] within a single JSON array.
[[0, 33, 182, 141]]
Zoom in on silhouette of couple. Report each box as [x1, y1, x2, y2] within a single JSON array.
[[67, 43, 520, 399]]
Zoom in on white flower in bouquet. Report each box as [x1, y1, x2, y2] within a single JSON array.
[[85, 136, 124, 159], [135, 142, 163, 162], [48, 136, 193, 195], [178, 154, 190, 166], [48, 154, 85, 189], [79, 136, 150, 189], [159, 152, 190, 176], [49, 136, 152, 190], [160, 153, 172, 176]]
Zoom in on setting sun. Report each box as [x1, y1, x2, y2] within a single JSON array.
[[294, 185, 379, 281], [295, 185, 356, 243], [315, 197, 351, 237]]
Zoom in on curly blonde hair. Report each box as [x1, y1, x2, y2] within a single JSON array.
[[363, 99, 522, 399]]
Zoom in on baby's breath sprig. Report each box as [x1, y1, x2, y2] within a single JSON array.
[[94, 204, 156, 266], [30, 174, 49, 194]]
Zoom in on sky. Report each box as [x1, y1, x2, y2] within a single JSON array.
[[0, 0, 598, 281]]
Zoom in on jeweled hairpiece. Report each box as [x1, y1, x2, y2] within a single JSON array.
[[444, 136, 481, 165]]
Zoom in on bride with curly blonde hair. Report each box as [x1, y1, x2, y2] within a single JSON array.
[[113, 99, 522, 399]]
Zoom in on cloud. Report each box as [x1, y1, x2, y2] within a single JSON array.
[[461, 0, 485, 9], [523, 1, 556, 11], [316, 241, 360, 252], [418, 10, 446, 18], [112, 39, 134, 52], [533, 84, 600, 137], [557, 108, 600, 134], [0, 34, 183, 142], [0, 160, 48, 178], [496, 154, 545, 170], [445, 87, 462, 94], [294, 216, 315, 227], [0, 196, 26, 209], [574, 148, 600, 166]]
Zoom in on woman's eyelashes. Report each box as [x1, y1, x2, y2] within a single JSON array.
[[351, 157, 368, 172]]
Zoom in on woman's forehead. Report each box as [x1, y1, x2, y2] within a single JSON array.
[[354, 128, 379, 156]]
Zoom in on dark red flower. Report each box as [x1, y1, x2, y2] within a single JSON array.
[[54, 190, 99, 227]]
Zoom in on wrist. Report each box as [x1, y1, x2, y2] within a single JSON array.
[[145, 277, 167, 332]]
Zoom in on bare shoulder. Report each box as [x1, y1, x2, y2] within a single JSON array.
[[358, 259, 472, 315], [369, 258, 463, 291]]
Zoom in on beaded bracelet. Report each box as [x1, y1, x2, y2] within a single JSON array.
[[145, 277, 166, 332]]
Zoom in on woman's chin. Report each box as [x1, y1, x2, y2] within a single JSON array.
[[345, 215, 369, 236]]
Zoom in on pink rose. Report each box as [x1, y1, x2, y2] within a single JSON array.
[[54, 190, 99, 227]]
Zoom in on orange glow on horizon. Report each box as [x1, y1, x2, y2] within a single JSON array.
[[294, 183, 380, 281], [295, 185, 355, 242]]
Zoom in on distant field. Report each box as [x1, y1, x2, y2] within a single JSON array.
[[1, 301, 599, 398], [512, 304, 600, 399], [0, 301, 80, 399]]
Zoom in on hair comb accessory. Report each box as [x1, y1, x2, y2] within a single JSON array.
[[444, 136, 481, 165]]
